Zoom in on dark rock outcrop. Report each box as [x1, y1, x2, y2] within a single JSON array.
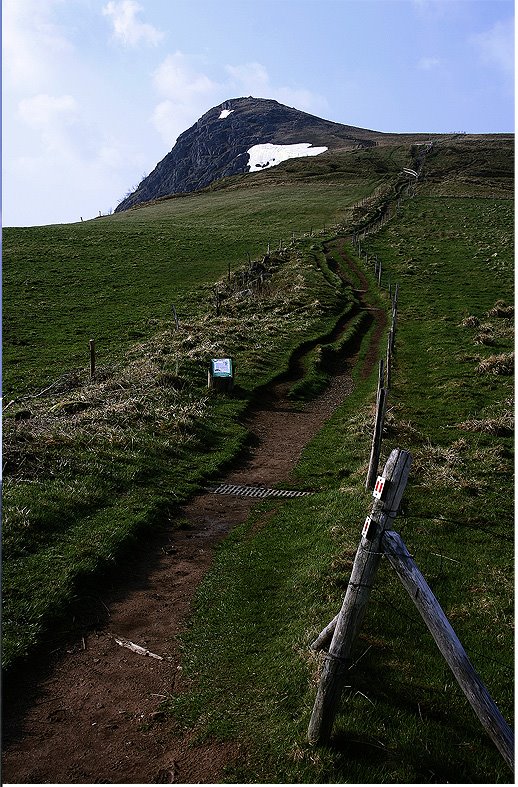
[[115, 96, 382, 212]]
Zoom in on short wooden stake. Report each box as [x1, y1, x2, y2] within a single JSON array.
[[308, 449, 412, 746], [382, 530, 514, 771], [89, 339, 95, 379]]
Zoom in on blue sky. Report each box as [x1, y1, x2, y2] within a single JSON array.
[[3, 0, 514, 226]]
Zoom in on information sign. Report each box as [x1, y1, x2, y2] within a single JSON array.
[[211, 358, 233, 378]]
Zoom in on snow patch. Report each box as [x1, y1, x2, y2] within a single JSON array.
[[219, 109, 234, 119], [247, 142, 328, 172]]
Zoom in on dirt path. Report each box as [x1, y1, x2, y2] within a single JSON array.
[[2, 240, 386, 785]]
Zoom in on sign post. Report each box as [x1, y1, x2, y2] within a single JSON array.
[[208, 357, 234, 392]]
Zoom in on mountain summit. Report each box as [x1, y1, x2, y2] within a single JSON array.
[[115, 97, 383, 212]]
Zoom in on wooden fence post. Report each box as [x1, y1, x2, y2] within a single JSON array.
[[308, 449, 412, 746], [386, 329, 393, 389], [365, 361, 387, 490], [89, 339, 95, 379], [382, 530, 514, 771]]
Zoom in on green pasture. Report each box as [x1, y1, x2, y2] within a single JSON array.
[[2, 140, 514, 783], [165, 193, 514, 783], [4, 167, 390, 398]]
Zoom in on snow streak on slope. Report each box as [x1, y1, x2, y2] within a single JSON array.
[[247, 142, 328, 172]]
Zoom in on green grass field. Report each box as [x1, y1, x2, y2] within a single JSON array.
[[2, 139, 514, 782], [166, 194, 513, 783], [4, 174, 387, 398]]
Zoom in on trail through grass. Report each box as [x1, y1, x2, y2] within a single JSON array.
[[164, 192, 513, 784]]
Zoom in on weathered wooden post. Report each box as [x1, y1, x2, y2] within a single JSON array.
[[393, 283, 399, 311], [308, 449, 412, 746], [365, 360, 387, 490], [386, 329, 393, 389], [89, 339, 95, 379], [382, 530, 514, 771], [172, 304, 179, 330]]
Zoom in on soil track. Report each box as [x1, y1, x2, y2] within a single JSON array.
[[2, 239, 386, 785]]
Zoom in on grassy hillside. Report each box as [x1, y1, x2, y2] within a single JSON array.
[[4, 146, 404, 398], [2, 138, 514, 782], [3, 144, 408, 669]]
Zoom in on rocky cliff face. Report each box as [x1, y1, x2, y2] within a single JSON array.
[[115, 97, 382, 212]]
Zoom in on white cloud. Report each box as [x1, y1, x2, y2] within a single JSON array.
[[417, 56, 441, 71], [102, 0, 164, 47], [225, 62, 270, 95], [471, 18, 514, 76], [2, 0, 74, 90], [17, 93, 81, 164], [153, 52, 219, 101], [18, 93, 78, 130], [150, 53, 329, 146], [151, 52, 224, 143]]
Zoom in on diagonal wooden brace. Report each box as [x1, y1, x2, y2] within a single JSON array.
[[308, 448, 411, 745]]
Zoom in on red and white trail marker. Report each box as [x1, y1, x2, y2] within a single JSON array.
[[373, 476, 385, 499]]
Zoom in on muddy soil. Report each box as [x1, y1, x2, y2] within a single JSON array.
[[2, 241, 385, 785]]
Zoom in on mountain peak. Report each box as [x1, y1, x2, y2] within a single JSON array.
[[115, 97, 380, 212]]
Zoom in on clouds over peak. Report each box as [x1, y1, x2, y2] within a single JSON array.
[[150, 53, 328, 145], [102, 0, 165, 47]]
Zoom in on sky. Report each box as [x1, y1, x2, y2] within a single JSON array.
[[2, 0, 514, 227]]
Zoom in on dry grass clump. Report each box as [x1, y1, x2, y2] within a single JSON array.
[[458, 397, 514, 436], [412, 439, 469, 488], [487, 300, 514, 319], [4, 324, 212, 478], [383, 404, 424, 442], [461, 302, 514, 349], [473, 324, 496, 346], [476, 352, 514, 376]]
